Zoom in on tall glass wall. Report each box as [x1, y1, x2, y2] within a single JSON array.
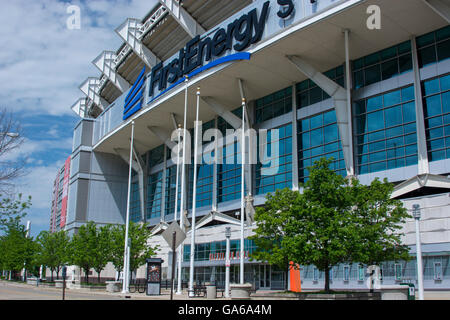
[[423, 73, 450, 161], [417, 26, 450, 68], [352, 41, 412, 90], [146, 171, 163, 220], [297, 110, 345, 182], [255, 123, 293, 194], [354, 85, 418, 174], [217, 108, 243, 203]]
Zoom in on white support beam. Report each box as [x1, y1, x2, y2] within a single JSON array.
[[170, 113, 179, 130], [158, 0, 205, 38], [79, 77, 108, 111], [194, 211, 241, 231], [392, 174, 450, 199], [115, 18, 161, 68], [132, 146, 146, 221], [147, 126, 177, 150], [92, 51, 131, 93], [423, 0, 450, 23], [151, 222, 169, 236], [114, 147, 146, 221], [287, 55, 354, 176], [201, 97, 242, 130], [70, 98, 88, 118]]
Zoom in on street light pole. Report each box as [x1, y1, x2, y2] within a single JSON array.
[[122, 120, 135, 294], [225, 227, 231, 298], [413, 204, 424, 300], [188, 87, 201, 297], [240, 99, 246, 285], [177, 76, 189, 295]]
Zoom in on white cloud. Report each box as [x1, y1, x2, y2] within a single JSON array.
[[0, 0, 158, 117], [1, 137, 73, 162]]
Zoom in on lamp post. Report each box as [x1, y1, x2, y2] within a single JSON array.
[[412, 204, 424, 300], [122, 120, 135, 294], [225, 227, 231, 298], [240, 98, 246, 285]]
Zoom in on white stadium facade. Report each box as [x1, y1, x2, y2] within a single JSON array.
[[56, 0, 450, 291]]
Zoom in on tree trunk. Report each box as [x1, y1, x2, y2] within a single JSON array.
[[97, 271, 101, 284], [85, 269, 89, 284], [51, 269, 54, 282], [324, 266, 330, 293]]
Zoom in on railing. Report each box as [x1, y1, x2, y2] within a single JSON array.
[[114, 45, 132, 68], [139, 5, 169, 40]]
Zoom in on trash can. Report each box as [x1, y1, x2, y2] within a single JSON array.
[[206, 283, 217, 299], [401, 283, 416, 300]]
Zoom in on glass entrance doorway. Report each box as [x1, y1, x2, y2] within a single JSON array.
[[259, 265, 271, 289]]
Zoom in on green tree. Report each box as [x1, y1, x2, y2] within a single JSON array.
[[0, 194, 32, 231], [283, 158, 355, 292], [252, 158, 412, 292], [37, 230, 70, 281], [92, 225, 113, 283], [0, 223, 39, 280], [109, 222, 158, 280], [350, 178, 411, 269], [249, 188, 299, 290], [69, 222, 98, 284]]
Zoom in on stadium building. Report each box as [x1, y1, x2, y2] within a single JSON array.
[[60, 0, 450, 291]]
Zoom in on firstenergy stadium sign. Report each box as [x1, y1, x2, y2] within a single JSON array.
[[148, 1, 270, 102], [124, 0, 325, 120]]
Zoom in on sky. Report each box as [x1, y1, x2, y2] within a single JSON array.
[[0, 0, 158, 238]]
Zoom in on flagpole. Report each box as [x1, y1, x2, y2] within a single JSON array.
[[122, 120, 135, 294], [174, 124, 181, 222], [189, 87, 201, 297], [173, 124, 181, 288], [240, 98, 246, 285], [177, 76, 189, 294]]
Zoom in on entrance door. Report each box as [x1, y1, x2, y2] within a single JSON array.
[[259, 265, 271, 289]]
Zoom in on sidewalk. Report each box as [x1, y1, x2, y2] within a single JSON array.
[[0, 280, 220, 300]]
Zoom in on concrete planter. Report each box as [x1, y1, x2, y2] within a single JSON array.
[[26, 278, 39, 286], [230, 283, 253, 300], [296, 292, 381, 300], [54, 280, 64, 288], [379, 285, 410, 300], [67, 280, 81, 289], [206, 284, 217, 299], [106, 281, 122, 293]]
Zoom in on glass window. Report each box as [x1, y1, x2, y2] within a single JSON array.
[[147, 171, 163, 219], [298, 110, 345, 182], [423, 73, 450, 161], [256, 124, 292, 195], [354, 85, 417, 174], [297, 65, 345, 109], [417, 26, 450, 67], [130, 182, 141, 223], [353, 41, 412, 89], [255, 88, 292, 124]]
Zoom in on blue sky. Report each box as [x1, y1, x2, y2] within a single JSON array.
[[0, 0, 157, 237]]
